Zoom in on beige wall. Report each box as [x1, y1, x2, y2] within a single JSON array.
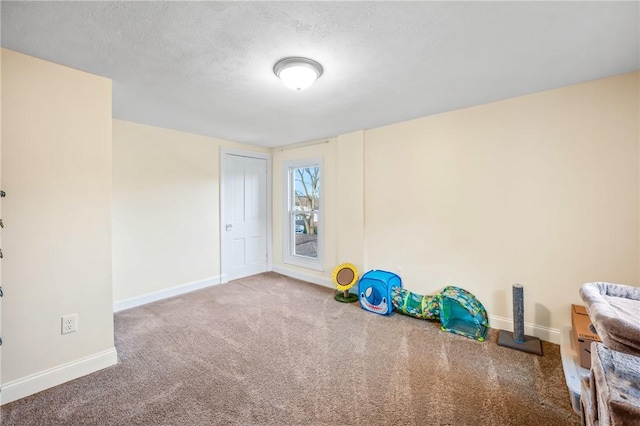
[[272, 140, 337, 284], [272, 72, 639, 339], [336, 131, 365, 271], [1, 49, 115, 394], [112, 120, 269, 303], [272, 135, 366, 284], [2, 55, 636, 403], [364, 72, 639, 334], [0, 43, 4, 397]]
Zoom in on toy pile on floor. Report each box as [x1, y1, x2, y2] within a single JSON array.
[[333, 265, 489, 342]]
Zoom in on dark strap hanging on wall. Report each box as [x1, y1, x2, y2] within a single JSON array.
[[0, 189, 3, 349], [0, 189, 4, 348]]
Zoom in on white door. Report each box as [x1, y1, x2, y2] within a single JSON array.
[[221, 151, 269, 281]]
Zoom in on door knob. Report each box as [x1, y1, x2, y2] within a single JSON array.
[[226, 224, 233, 231]]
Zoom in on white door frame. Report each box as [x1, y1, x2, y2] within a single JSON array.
[[220, 147, 272, 282]]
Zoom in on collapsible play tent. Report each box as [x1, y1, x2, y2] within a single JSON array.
[[439, 286, 489, 341], [359, 270, 401, 315], [358, 269, 489, 342], [391, 287, 440, 320]]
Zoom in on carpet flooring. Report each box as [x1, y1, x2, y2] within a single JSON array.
[[2, 272, 579, 425]]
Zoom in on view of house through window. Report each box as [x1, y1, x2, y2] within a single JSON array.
[[292, 165, 320, 258], [284, 157, 322, 270]]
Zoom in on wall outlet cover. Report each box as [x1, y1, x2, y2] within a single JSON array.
[[61, 314, 78, 334]]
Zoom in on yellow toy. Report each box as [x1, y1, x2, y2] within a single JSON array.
[[332, 263, 359, 303]]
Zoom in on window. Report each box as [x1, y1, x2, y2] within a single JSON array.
[[283, 158, 323, 270]]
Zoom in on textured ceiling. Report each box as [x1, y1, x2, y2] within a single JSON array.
[[1, 1, 638, 147]]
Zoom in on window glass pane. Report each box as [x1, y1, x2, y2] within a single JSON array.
[[293, 167, 320, 211], [294, 212, 318, 258], [284, 159, 322, 269]]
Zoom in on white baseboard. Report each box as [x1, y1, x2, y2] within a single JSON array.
[[113, 275, 226, 312], [1, 347, 118, 405], [489, 315, 560, 345], [264, 268, 562, 345], [271, 265, 333, 289]]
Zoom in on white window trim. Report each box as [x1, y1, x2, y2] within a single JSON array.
[[283, 157, 323, 271]]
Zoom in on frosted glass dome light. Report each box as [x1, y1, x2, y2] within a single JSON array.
[[274, 57, 323, 91]]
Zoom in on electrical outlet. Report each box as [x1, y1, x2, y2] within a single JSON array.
[[61, 314, 78, 335]]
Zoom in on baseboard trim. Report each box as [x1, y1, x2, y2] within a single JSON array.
[[113, 275, 226, 312], [1, 347, 118, 405], [269, 268, 561, 344], [489, 315, 560, 345], [271, 265, 333, 289]]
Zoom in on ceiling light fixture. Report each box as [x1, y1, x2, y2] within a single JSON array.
[[273, 57, 323, 91]]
